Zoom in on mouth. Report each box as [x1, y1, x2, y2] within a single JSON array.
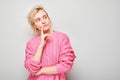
[[42, 24, 48, 28], [43, 24, 48, 27]]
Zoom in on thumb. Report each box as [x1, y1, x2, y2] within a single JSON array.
[[44, 34, 51, 40]]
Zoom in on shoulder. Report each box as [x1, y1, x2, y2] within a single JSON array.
[[54, 31, 70, 41], [54, 31, 69, 38]]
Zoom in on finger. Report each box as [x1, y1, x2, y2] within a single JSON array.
[[44, 34, 51, 37], [31, 73, 36, 76], [41, 27, 44, 35], [34, 73, 38, 76], [44, 34, 51, 40]]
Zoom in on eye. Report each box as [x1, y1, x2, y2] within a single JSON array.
[[34, 18, 41, 22], [43, 15, 48, 19]]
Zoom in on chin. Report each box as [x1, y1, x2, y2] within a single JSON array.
[[44, 26, 50, 30], [43, 28, 50, 33]]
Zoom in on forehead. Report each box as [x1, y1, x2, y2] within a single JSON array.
[[34, 10, 47, 19]]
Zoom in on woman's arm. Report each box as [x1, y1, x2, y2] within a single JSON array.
[[31, 45, 44, 62], [24, 42, 42, 74], [34, 66, 58, 75], [32, 28, 50, 61], [24, 28, 51, 74], [34, 33, 76, 76]]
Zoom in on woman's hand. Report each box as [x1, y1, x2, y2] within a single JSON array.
[[33, 68, 43, 76], [33, 66, 58, 76], [39, 27, 51, 48], [32, 27, 51, 62]]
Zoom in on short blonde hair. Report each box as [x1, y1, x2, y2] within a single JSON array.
[[27, 5, 50, 34]]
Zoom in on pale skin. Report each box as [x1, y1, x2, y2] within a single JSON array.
[[31, 10, 58, 76]]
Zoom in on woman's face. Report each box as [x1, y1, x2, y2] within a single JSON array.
[[33, 10, 51, 33]]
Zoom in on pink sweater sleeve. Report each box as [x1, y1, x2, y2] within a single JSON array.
[[56, 34, 76, 73], [24, 42, 42, 74]]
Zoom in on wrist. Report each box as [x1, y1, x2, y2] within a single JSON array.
[[40, 68, 44, 74], [38, 67, 44, 75], [38, 45, 44, 49]]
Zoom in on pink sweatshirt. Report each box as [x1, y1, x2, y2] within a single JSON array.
[[24, 31, 76, 80]]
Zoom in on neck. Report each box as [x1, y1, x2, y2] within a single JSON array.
[[39, 29, 53, 35], [45, 29, 53, 34]]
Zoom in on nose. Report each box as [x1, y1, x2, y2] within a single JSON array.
[[41, 19, 46, 24]]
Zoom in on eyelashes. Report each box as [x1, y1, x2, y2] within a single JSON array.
[[34, 15, 48, 22]]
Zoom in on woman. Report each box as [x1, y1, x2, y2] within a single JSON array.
[[24, 4, 76, 80]]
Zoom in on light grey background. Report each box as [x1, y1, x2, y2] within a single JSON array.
[[0, 0, 120, 80]]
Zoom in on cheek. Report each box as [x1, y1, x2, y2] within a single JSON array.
[[35, 22, 42, 26], [47, 20, 51, 26], [47, 18, 51, 23]]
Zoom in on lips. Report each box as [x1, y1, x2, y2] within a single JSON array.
[[43, 24, 48, 27], [44, 23, 48, 26]]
